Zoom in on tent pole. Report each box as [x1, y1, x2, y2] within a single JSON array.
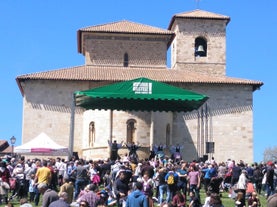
[[69, 93, 75, 159], [110, 110, 113, 142], [150, 111, 154, 147]]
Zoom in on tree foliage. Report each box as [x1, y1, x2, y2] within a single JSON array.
[[263, 146, 277, 162]]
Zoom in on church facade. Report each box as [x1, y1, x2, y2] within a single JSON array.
[[16, 10, 263, 163]]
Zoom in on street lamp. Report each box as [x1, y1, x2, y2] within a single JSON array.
[[10, 136, 16, 156]]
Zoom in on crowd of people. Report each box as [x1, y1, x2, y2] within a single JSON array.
[[0, 142, 276, 207]]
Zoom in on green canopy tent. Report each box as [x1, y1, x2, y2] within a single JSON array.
[[70, 77, 208, 156], [74, 77, 208, 112]]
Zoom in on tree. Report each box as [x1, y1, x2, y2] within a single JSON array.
[[263, 146, 277, 162]]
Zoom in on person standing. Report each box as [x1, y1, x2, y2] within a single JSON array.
[[187, 165, 201, 200], [137, 172, 155, 205], [231, 161, 242, 186], [176, 162, 188, 196], [28, 174, 36, 202], [165, 167, 179, 203], [73, 160, 89, 200], [266, 162, 275, 198], [126, 142, 140, 163], [108, 140, 123, 162], [58, 177, 74, 204], [35, 160, 52, 185], [202, 164, 217, 193], [34, 160, 52, 206], [126, 182, 148, 207], [66, 161, 76, 183], [170, 144, 184, 163], [253, 164, 263, 194], [55, 158, 67, 187], [0, 161, 11, 204], [113, 171, 129, 207], [237, 170, 248, 207], [37, 183, 59, 207], [157, 167, 167, 205]]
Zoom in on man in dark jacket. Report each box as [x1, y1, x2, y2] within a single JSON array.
[[38, 183, 59, 207], [126, 182, 148, 207], [266, 162, 275, 199], [113, 171, 129, 207]]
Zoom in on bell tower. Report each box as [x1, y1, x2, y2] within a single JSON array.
[[168, 10, 230, 76]]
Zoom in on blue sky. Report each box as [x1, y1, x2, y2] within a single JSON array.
[[0, 0, 276, 162]]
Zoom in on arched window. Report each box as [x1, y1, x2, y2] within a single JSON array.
[[89, 122, 95, 147], [123, 53, 129, 67], [195, 37, 207, 57], [126, 119, 136, 143], [166, 124, 170, 146]]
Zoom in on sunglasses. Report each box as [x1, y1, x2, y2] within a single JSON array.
[[80, 203, 87, 206]]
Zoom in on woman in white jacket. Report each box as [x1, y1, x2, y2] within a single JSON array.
[[237, 169, 248, 207]]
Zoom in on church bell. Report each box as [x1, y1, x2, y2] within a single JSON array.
[[195, 45, 205, 56]]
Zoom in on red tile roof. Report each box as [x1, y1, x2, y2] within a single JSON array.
[[77, 20, 175, 53], [16, 65, 263, 95], [168, 9, 231, 29], [79, 20, 174, 35], [0, 140, 9, 152]]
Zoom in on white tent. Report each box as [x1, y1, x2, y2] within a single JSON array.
[[14, 132, 69, 156]]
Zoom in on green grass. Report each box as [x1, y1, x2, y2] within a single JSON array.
[[2, 187, 268, 207], [199, 189, 267, 207]]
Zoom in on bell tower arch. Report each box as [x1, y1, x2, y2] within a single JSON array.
[[168, 10, 230, 76]]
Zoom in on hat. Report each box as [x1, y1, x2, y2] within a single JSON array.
[[242, 169, 247, 174], [37, 183, 48, 189], [267, 161, 274, 166]]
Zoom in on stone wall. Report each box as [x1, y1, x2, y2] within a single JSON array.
[[171, 19, 227, 76], [83, 34, 168, 68], [22, 80, 254, 163]]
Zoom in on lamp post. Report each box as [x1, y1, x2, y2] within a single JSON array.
[[10, 136, 16, 156]]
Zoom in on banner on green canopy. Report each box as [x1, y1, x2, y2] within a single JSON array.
[[74, 77, 208, 112]]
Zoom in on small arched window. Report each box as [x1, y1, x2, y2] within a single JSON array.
[[195, 37, 207, 57], [123, 53, 129, 67], [89, 122, 95, 147], [126, 119, 136, 143]]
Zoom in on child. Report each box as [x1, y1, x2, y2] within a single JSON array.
[[29, 173, 35, 202]]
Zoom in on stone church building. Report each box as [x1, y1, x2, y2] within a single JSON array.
[[16, 9, 263, 163]]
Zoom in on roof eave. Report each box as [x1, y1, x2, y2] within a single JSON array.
[[16, 77, 25, 96], [168, 15, 230, 30]]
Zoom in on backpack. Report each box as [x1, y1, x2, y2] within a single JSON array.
[[167, 174, 175, 185]]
